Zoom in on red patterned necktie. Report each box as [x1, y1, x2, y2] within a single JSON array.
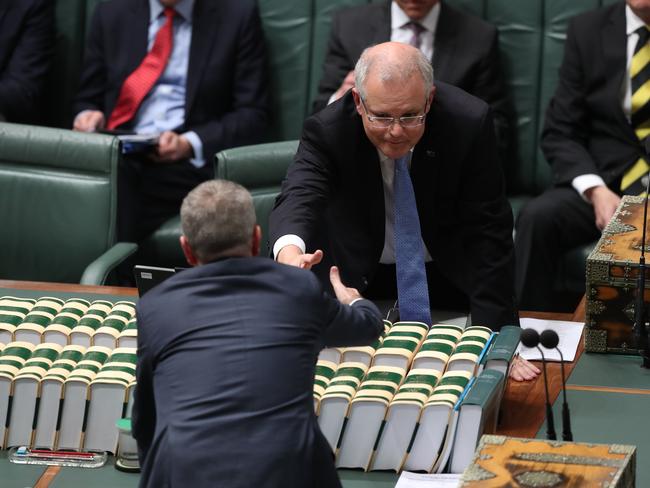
[[107, 8, 176, 130]]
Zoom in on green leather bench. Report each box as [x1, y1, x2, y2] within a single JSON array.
[[41, 0, 618, 296], [0, 122, 136, 284]]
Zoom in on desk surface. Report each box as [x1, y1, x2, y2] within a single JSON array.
[[0, 281, 586, 488]]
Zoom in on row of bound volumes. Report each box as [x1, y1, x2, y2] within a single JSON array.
[[314, 321, 519, 473], [0, 341, 137, 454], [0, 296, 138, 349]]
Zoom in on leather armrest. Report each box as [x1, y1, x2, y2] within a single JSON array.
[[80, 242, 138, 285]]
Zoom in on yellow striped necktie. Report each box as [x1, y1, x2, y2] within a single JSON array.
[[622, 26, 650, 195]]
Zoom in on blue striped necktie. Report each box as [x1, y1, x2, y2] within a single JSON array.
[[393, 154, 431, 325]]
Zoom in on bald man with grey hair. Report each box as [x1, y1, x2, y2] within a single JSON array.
[[270, 42, 540, 382], [354, 44, 434, 101], [133, 179, 383, 487]]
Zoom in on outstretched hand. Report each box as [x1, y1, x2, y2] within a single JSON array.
[[277, 245, 324, 269], [509, 355, 541, 382], [329, 266, 362, 305]]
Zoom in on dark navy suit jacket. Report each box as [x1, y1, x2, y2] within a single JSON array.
[[0, 0, 54, 123], [132, 257, 383, 488], [74, 0, 270, 160]]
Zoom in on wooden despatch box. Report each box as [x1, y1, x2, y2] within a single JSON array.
[[586, 195, 650, 353], [460, 435, 636, 488]]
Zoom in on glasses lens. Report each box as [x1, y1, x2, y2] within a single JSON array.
[[369, 117, 392, 128], [400, 116, 424, 127]]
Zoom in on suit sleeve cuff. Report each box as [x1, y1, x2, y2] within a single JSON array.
[[183, 131, 205, 168], [273, 234, 306, 260], [572, 174, 606, 202]]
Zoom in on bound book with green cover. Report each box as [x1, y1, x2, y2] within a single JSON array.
[[314, 359, 338, 413], [412, 324, 463, 371], [402, 369, 473, 473], [93, 301, 137, 349], [373, 322, 429, 370], [57, 346, 112, 451], [371, 367, 443, 471], [0, 297, 35, 344], [84, 347, 138, 453], [483, 326, 520, 376], [337, 365, 407, 470], [6, 343, 64, 448], [42, 298, 91, 346], [117, 318, 138, 349], [69, 300, 113, 347], [449, 369, 505, 473], [446, 326, 494, 374], [14, 297, 65, 345], [318, 361, 368, 451], [33, 344, 87, 449], [0, 341, 35, 447]]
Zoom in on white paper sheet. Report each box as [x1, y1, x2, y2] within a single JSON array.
[[516, 317, 584, 362], [395, 471, 461, 488]]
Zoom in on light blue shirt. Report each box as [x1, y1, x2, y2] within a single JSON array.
[[133, 0, 204, 167]]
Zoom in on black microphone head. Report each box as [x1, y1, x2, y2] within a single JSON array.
[[520, 328, 540, 348], [540, 329, 560, 349]]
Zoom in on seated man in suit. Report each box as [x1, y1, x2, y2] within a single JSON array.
[[133, 179, 383, 488], [312, 0, 512, 162], [270, 42, 539, 382], [73, 0, 270, 245], [0, 0, 54, 124], [515, 0, 650, 311]]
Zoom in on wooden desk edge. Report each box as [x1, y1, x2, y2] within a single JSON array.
[[0, 280, 138, 297], [498, 297, 586, 438]]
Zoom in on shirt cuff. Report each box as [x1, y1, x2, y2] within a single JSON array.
[[183, 131, 205, 168], [273, 234, 306, 260], [572, 174, 606, 202], [349, 297, 365, 307]]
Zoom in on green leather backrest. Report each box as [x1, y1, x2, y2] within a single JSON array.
[[445, 0, 621, 196], [0, 123, 120, 283], [258, 0, 312, 141], [215, 140, 299, 250], [309, 0, 368, 106], [43, 0, 88, 128]]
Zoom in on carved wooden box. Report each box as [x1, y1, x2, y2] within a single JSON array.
[[460, 435, 635, 488], [586, 195, 649, 353]]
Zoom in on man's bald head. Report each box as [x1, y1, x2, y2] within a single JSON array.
[[354, 42, 433, 100]]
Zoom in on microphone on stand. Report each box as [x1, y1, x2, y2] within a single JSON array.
[[521, 328, 556, 440], [637, 136, 650, 369], [540, 329, 573, 441]]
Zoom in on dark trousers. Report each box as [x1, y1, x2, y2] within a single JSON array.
[[514, 186, 601, 311], [117, 155, 213, 243]]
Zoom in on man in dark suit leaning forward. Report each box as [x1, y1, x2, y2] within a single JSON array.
[[132, 180, 383, 488], [313, 0, 512, 162], [270, 42, 539, 382]]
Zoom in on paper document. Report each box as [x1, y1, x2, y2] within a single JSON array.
[[395, 471, 461, 488], [516, 318, 584, 362]]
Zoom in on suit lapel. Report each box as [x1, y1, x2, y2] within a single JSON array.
[[358, 124, 386, 247], [124, 1, 150, 75], [603, 2, 636, 142], [412, 110, 440, 212], [186, 0, 218, 113]]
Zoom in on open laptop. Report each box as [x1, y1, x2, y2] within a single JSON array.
[[133, 265, 180, 296]]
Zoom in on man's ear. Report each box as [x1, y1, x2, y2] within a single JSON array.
[[251, 225, 262, 257], [426, 85, 436, 112], [352, 88, 363, 116], [180, 235, 199, 266]]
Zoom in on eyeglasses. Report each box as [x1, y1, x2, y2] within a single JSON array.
[[360, 98, 427, 128]]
